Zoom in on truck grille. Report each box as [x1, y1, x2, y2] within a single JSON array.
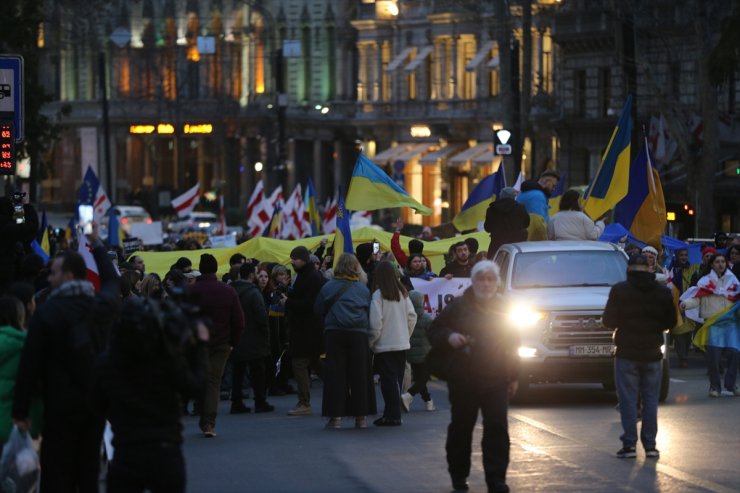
[[544, 312, 613, 349]]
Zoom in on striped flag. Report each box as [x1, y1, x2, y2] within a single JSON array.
[[171, 183, 201, 218], [78, 166, 112, 222], [246, 181, 271, 237], [78, 236, 101, 292], [322, 195, 338, 234]]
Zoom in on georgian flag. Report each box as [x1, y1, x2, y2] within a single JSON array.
[[78, 166, 112, 222], [171, 183, 201, 218], [246, 181, 271, 237], [77, 237, 101, 292], [322, 196, 338, 234]]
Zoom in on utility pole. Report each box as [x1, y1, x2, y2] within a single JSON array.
[[98, 52, 113, 202], [275, 47, 286, 191]]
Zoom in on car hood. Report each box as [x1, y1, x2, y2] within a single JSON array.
[[506, 286, 612, 312]]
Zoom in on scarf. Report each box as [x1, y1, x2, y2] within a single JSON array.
[[334, 273, 359, 282], [49, 280, 96, 300]]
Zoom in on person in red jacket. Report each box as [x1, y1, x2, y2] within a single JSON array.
[[188, 253, 244, 437]]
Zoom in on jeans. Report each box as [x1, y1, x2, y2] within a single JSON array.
[[374, 351, 407, 420], [446, 383, 510, 486], [199, 344, 232, 432], [408, 362, 432, 401], [615, 358, 662, 449], [232, 359, 267, 404], [705, 346, 739, 391], [292, 356, 312, 406]]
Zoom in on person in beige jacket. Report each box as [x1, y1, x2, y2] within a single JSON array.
[[369, 261, 417, 426]]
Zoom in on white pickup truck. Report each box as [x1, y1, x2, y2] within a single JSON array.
[[492, 241, 670, 402]]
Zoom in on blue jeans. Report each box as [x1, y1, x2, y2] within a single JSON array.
[[705, 346, 739, 392], [615, 358, 662, 449]]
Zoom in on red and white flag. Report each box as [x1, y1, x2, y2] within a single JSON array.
[[322, 196, 337, 234], [77, 237, 101, 292], [280, 184, 310, 240], [246, 181, 271, 237], [267, 186, 284, 210], [171, 183, 201, 218]]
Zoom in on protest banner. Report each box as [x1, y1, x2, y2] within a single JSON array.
[[411, 277, 471, 319]]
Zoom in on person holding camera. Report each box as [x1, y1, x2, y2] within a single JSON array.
[[427, 261, 519, 493], [93, 297, 209, 492], [0, 194, 39, 293]]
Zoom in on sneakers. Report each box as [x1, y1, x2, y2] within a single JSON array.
[[709, 389, 721, 398], [425, 399, 436, 412], [489, 480, 510, 493], [287, 404, 312, 416], [645, 448, 660, 459], [355, 416, 367, 429], [616, 446, 637, 459], [451, 476, 469, 491], [401, 392, 413, 412], [202, 426, 217, 438], [254, 402, 275, 413], [325, 417, 342, 429], [229, 402, 252, 414]]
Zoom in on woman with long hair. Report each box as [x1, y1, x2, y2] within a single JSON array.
[[680, 253, 740, 397], [369, 261, 416, 426], [405, 253, 436, 280], [140, 273, 164, 299], [548, 189, 606, 241], [315, 253, 376, 429]]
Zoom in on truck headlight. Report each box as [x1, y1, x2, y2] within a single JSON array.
[[508, 304, 545, 328], [518, 346, 538, 358]]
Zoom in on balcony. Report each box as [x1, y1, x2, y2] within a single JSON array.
[[354, 97, 505, 123]]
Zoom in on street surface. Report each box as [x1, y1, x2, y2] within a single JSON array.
[[182, 356, 739, 493]]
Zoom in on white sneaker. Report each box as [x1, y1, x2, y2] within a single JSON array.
[[425, 399, 436, 412], [401, 392, 413, 412], [708, 389, 721, 398]]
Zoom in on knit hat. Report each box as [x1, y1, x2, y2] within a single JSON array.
[[702, 246, 717, 257], [290, 246, 311, 263], [199, 253, 218, 274], [409, 239, 424, 255], [355, 243, 374, 265], [499, 187, 518, 200], [641, 245, 658, 256]]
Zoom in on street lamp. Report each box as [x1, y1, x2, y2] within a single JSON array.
[[494, 128, 513, 181]]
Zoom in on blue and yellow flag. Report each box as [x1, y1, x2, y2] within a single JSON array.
[[32, 209, 51, 264], [346, 153, 432, 215], [333, 186, 353, 268], [693, 303, 740, 352], [107, 206, 124, 247], [452, 163, 506, 232], [614, 136, 666, 249], [584, 96, 632, 220], [548, 172, 567, 217], [263, 203, 282, 238], [64, 217, 77, 242], [304, 178, 321, 236]]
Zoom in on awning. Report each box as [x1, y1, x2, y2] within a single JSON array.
[[472, 152, 503, 169], [385, 47, 414, 72], [487, 56, 500, 69], [419, 144, 467, 165], [371, 142, 416, 166], [395, 142, 438, 163], [465, 41, 495, 71], [448, 143, 492, 167], [404, 46, 433, 72]]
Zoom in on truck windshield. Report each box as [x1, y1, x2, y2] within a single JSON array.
[[512, 251, 627, 289]]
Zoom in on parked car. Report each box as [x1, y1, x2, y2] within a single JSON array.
[[99, 205, 153, 235], [493, 241, 670, 402], [168, 211, 220, 234]]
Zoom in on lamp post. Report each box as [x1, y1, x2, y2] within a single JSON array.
[[494, 128, 513, 180]]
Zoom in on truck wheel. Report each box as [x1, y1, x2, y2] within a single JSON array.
[[659, 358, 670, 402]]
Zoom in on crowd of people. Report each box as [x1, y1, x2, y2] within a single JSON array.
[[0, 181, 739, 493]]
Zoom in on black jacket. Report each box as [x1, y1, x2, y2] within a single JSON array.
[[232, 279, 271, 361], [427, 289, 519, 387], [286, 262, 327, 357], [603, 271, 677, 362], [484, 198, 530, 258], [439, 261, 473, 278], [13, 245, 120, 427], [0, 203, 40, 293]]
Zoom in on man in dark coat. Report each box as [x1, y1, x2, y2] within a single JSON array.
[[13, 241, 119, 492], [484, 187, 530, 259], [427, 261, 519, 493], [284, 246, 326, 416], [440, 242, 473, 278], [603, 254, 677, 460], [231, 263, 274, 414], [188, 253, 244, 437]]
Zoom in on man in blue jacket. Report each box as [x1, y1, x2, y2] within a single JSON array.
[[516, 170, 560, 223]]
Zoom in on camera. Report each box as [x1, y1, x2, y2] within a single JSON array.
[[11, 191, 26, 224]]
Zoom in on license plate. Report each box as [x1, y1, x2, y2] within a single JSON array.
[[569, 344, 614, 357]]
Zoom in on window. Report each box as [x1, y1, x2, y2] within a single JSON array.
[[460, 39, 476, 99], [489, 43, 500, 97], [302, 25, 311, 100], [575, 70, 586, 117], [600, 67, 611, 117], [512, 251, 627, 289]]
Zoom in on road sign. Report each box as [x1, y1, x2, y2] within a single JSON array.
[[0, 55, 23, 143], [495, 144, 512, 155], [110, 27, 131, 48]]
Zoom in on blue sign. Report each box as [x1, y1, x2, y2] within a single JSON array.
[[0, 55, 24, 143]]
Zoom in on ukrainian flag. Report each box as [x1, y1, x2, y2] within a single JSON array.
[[304, 178, 321, 236], [263, 204, 282, 238], [452, 163, 506, 232], [333, 186, 354, 268], [107, 206, 124, 247], [614, 136, 666, 249], [346, 153, 432, 215], [64, 217, 77, 242], [693, 303, 740, 352], [31, 209, 50, 263], [583, 96, 633, 220], [548, 172, 567, 217]]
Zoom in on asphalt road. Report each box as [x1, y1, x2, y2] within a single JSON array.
[[181, 356, 740, 493]]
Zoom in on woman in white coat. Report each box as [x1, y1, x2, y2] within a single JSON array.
[[369, 261, 417, 426], [548, 190, 606, 241]]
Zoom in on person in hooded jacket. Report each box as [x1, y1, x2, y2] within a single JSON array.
[[484, 187, 530, 259], [230, 263, 274, 414], [284, 246, 327, 416], [603, 254, 677, 460], [516, 170, 560, 224]]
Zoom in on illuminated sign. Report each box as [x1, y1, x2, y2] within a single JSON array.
[[410, 125, 431, 138], [666, 212, 676, 222], [184, 124, 213, 134], [0, 121, 15, 175], [129, 125, 155, 134], [157, 123, 175, 134]]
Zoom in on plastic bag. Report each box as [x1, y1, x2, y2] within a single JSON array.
[[0, 426, 40, 493]]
